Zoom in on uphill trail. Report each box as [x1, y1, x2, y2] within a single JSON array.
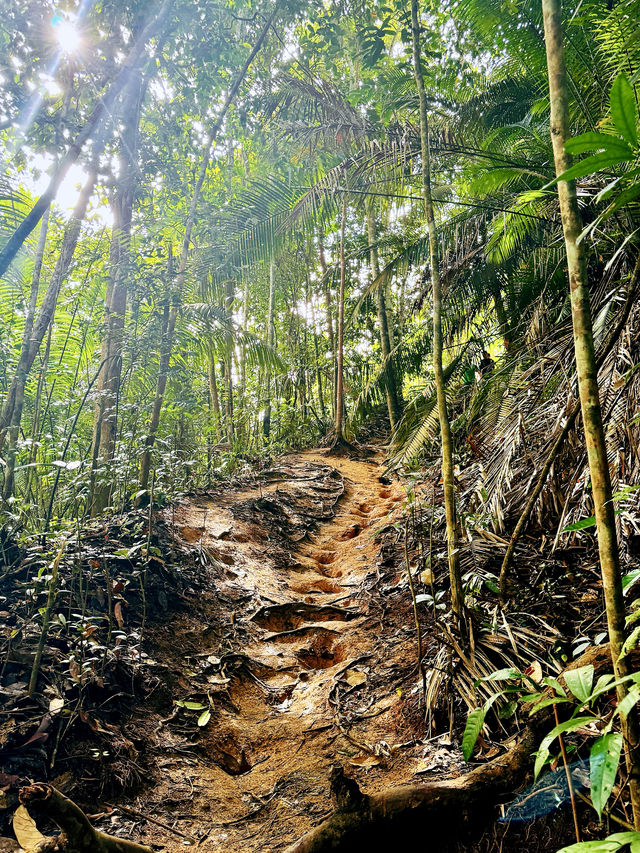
[[131, 449, 437, 852]]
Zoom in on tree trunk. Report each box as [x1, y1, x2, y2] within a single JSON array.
[[2, 208, 50, 500], [139, 247, 175, 494], [410, 0, 464, 624], [334, 199, 347, 441], [365, 198, 401, 429], [263, 258, 276, 440], [0, 165, 99, 451], [542, 0, 640, 827], [318, 233, 336, 416], [91, 71, 144, 515], [224, 278, 235, 442]]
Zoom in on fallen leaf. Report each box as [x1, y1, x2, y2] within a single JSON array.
[[344, 670, 367, 687], [420, 569, 434, 585], [13, 805, 46, 851], [348, 754, 381, 769], [48, 697, 64, 715], [114, 602, 124, 628]]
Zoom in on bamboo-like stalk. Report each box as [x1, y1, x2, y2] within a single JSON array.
[[365, 198, 401, 429], [334, 197, 347, 440], [542, 0, 640, 827], [410, 0, 465, 624]]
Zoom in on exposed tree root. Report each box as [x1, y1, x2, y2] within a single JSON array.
[[285, 645, 613, 853], [18, 784, 153, 853]]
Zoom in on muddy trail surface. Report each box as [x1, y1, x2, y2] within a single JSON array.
[[127, 450, 455, 852]]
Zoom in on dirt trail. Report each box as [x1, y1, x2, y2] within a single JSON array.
[[132, 450, 438, 852]]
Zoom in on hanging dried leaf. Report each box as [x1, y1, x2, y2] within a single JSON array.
[[12, 805, 46, 851], [114, 602, 124, 628]]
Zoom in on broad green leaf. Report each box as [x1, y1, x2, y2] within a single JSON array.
[[528, 696, 570, 716], [535, 716, 594, 779], [554, 153, 631, 184], [197, 709, 211, 727], [182, 701, 206, 710], [610, 74, 638, 147], [543, 676, 567, 697], [607, 183, 640, 216], [590, 732, 623, 819], [480, 667, 523, 682], [563, 515, 596, 532], [617, 686, 640, 718], [559, 835, 640, 853], [462, 707, 485, 761], [623, 569, 640, 595], [620, 625, 640, 659], [565, 665, 595, 703], [565, 132, 634, 156]]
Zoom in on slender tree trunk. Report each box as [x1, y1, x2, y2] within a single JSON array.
[[318, 233, 336, 416], [239, 275, 249, 410], [263, 259, 276, 440], [139, 247, 174, 493], [25, 323, 52, 508], [224, 278, 234, 442], [542, 0, 640, 827], [2, 208, 50, 500], [411, 0, 464, 623], [0, 166, 99, 450], [307, 270, 325, 417], [208, 350, 222, 439], [334, 199, 347, 440], [91, 71, 144, 515], [365, 198, 401, 428]]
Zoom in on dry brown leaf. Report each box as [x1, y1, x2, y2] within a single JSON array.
[[348, 754, 381, 769], [13, 805, 46, 851], [114, 602, 124, 628], [420, 569, 434, 585], [344, 670, 367, 687]]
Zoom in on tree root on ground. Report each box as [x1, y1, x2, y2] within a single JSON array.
[[285, 645, 613, 852], [18, 784, 153, 853]]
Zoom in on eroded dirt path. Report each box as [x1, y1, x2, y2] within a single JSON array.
[[134, 450, 438, 852]]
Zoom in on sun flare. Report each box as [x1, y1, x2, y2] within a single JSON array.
[[52, 17, 81, 54]]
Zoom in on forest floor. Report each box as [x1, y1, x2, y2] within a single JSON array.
[[130, 448, 452, 852], [0, 447, 592, 852]]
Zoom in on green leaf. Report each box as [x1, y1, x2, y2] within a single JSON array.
[[590, 732, 623, 820], [554, 153, 632, 184], [620, 625, 640, 659], [462, 707, 485, 761], [558, 835, 640, 853], [617, 686, 640, 718], [607, 183, 640, 216], [623, 570, 640, 595], [610, 74, 638, 147], [182, 701, 206, 710], [543, 676, 567, 697], [563, 515, 596, 532], [535, 716, 594, 779], [565, 665, 595, 703], [480, 667, 523, 682], [197, 709, 211, 727], [565, 132, 634, 156], [528, 696, 570, 716]]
